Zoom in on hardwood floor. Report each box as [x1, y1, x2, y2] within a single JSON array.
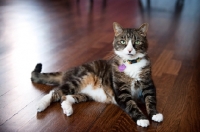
[[0, 0, 200, 131]]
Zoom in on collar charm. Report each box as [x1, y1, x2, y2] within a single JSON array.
[[118, 64, 126, 72]]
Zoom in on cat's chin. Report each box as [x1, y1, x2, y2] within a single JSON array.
[[115, 50, 146, 60], [128, 54, 134, 56], [125, 55, 136, 60], [119, 53, 145, 60]]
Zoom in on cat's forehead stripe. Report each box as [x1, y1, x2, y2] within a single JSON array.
[[122, 29, 136, 38]]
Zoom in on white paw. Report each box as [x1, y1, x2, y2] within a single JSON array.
[[37, 94, 52, 112], [61, 101, 73, 116], [137, 119, 150, 127], [152, 113, 163, 122]]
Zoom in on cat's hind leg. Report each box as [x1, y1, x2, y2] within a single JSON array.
[[37, 89, 63, 112], [61, 94, 92, 116]]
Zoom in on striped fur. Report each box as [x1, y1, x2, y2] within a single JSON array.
[[31, 22, 163, 127]]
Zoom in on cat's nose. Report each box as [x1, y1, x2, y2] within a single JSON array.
[[128, 50, 132, 53]]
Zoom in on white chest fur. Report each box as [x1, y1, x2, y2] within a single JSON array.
[[124, 59, 148, 80]]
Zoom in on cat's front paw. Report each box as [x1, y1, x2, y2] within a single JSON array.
[[61, 101, 73, 116], [137, 119, 149, 127], [152, 113, 163, 122]]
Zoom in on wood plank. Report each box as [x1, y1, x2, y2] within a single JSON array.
[[178, 70, 200, 131], [18, 102, 107, 132], [88, 104, 136, 132], [156, 65, 193, 131]]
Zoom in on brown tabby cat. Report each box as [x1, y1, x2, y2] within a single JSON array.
[[31, 22, 163, 127]]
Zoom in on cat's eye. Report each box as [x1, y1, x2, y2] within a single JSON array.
[[120, 40, 126, 44], [135, 41, 142, 45]]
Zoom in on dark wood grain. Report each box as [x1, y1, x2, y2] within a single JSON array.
[[0, 0, 200, 131]]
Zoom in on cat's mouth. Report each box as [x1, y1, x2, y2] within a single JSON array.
[[128, 54, 134, 56]]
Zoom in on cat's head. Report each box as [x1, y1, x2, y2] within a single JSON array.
[[113, 22, 148, 60]]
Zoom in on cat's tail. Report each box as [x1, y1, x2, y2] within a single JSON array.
[[31, 63, 63, 85]]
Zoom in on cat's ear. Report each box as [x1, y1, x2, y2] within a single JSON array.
[[138, 23, 149, 36], [113, 22, 123, 36]]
